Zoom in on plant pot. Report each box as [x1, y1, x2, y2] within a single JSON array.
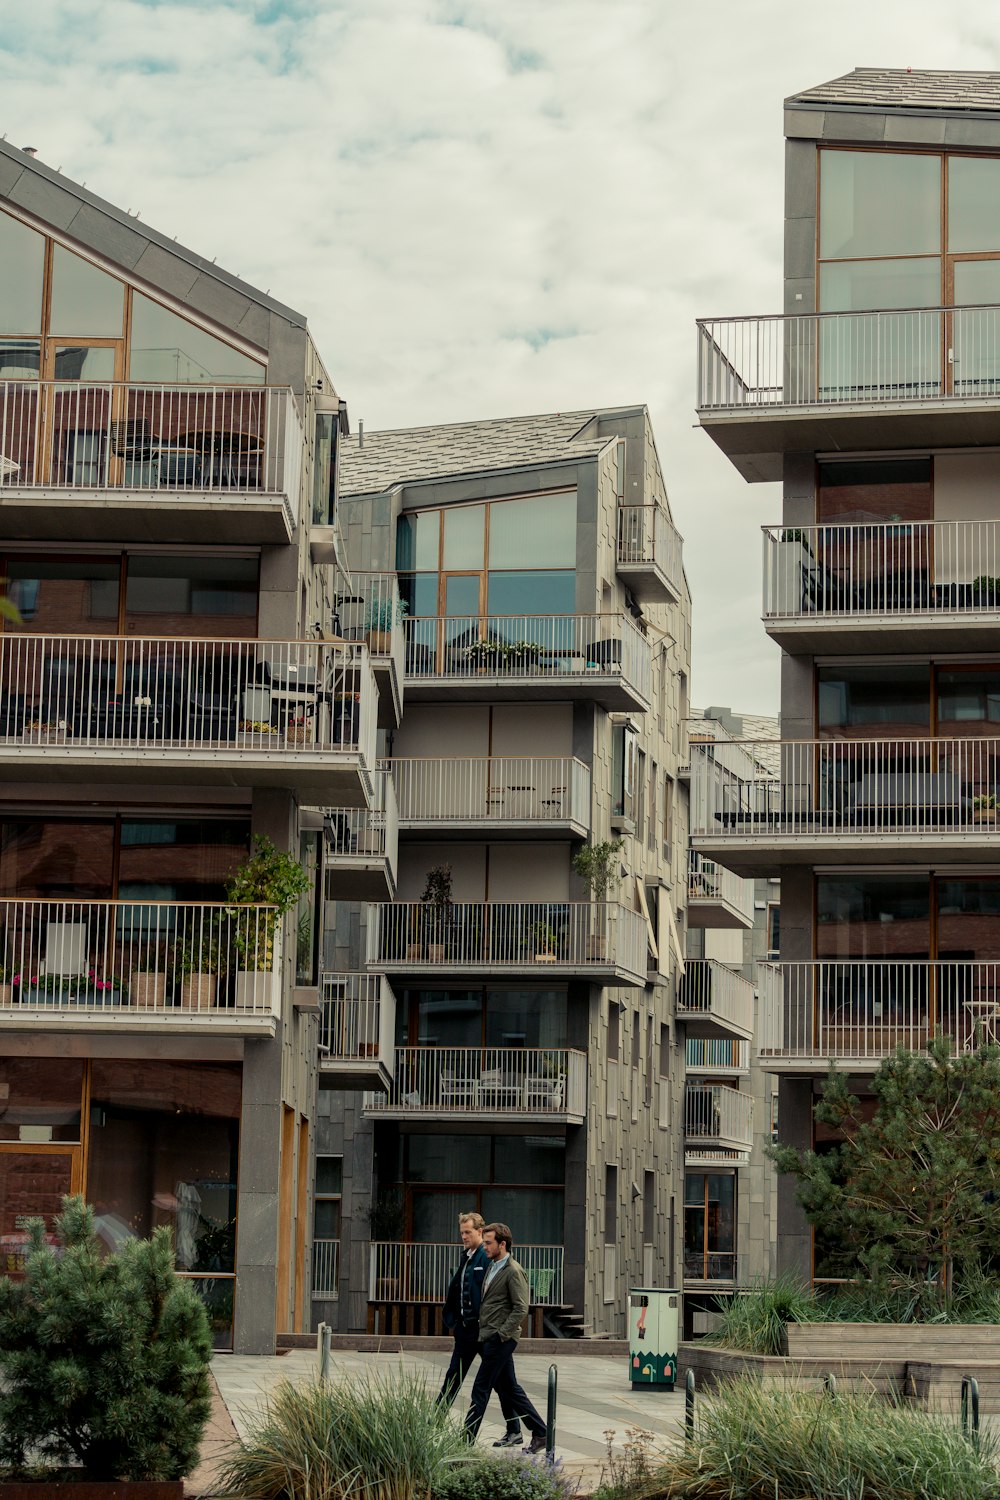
[[33, 730, 71, 745], [587, 935, 607, 961], [129, 972, 167, 1009], [426, 944, 445, 963], [366, 629, 391, 655], [235, 969, 272, 1009], [180, 973, 218, 1010], [285, 724, 312, 746], [406, 943, 423, 960], [236, 730, 279, 748], [0, 983, 10, 1006], [534, 952, 557, 963], [974, 810, 996, 823]]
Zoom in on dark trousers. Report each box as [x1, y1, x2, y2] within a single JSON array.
[[437, 1325, 520, 1427], [464, 1336, 544, 1439]]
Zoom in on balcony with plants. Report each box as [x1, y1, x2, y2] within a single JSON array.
[[0, 381, 303, 543], [0, 633, 379, 800], [318, 971, 396, 1091], [387, 755, 591, 840], [321, 768, 398, 901], [362, 1045, 586, 1123]]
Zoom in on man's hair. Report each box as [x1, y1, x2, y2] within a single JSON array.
[[483, 1221, 513, 1253], [459, 1212, 485, 1229]]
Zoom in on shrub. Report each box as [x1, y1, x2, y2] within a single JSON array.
[[218, 1370, 470, 1500], [590, 1426, 658, 1499], [0, 1194, 212, 1481], [651, 1376, 1000, 1499], [434, 1453, 576, 1500], [703, 1275, 817, 1355]]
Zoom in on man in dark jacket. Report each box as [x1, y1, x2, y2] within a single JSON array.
[[464, 1221, 546, 1452], [437, 1212, 522, 1446]]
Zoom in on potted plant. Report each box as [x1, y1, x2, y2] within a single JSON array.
[[507, 639, 543, 671], [0, 965, 9, 1007], [175, 927, 221, 1010], [224, 835, 310, 1008], [419, 863, 453, 963], [365, 595, 408, 655], [973, 792, 997, 824], [973, 575, 1000, 606], [464, 638, 506, 672], [572, 838, 625, 960], [530, 920, 559, 961], [129, 941, 167, 1010], [25, 719, 71, 745]]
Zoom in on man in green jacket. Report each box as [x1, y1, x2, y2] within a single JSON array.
[[463, 1222, 547, 1452]]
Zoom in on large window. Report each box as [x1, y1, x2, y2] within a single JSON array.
[[818, 664, 930, 738], [403, 987, 568, 1050], [684, 1172, 736, 1281]]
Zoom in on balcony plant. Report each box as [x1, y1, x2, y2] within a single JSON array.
[[129, 940, 167, 1010], [972, 574, 1000, 606], [175, 927, 222, 1010], [365, 594, 408, 655], [530, 920, 559, 961], [224, 835, 310, 1007], [463, 638, 506, 672], [572, 837, 624, 960], [419, 863, 453, 963], [507, 639, 543, 671], [973, 792, 997, 824]]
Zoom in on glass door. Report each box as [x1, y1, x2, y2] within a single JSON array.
[[948, 258, 1000, 396], [0, 1145, 82, 1279], [440, 573, 482, 673], [40, 339, 124, 487]]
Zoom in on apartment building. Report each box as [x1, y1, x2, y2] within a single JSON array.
[[693, 68, 1000, 1277], [311, 406, 693, 1336], [0, 142, 364, 1351], [683, 708, 778, 1331]]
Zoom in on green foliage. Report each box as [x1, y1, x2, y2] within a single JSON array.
[[704, 1275, 818, 1355], [218, 1370, 469, 1500], [225, 834, 310, 971], [176, 928, 221, 977], [420, 864, 453, 945], [650, 1376, 1000, 1499], [366, 596, 408, 631], [769, 1037, 1000, 1295], [0, 1194, 212, 1481], [571, 839, 625, 902], [435, 1453, 575, 1500], [590, 1426, 658, 1500]]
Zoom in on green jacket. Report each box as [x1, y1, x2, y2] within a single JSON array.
[[477, 1255, 530, 1343]]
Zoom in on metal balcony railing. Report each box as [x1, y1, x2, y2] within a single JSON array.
[[684, 1083, 753, 1147], [697, 306, 1000, 412], [403, 613, 652, 703], [369, 1242, 563, 1305], [763, 520, 1000, 622], [685, 1037, 751, 1072], [387, 756, 591, 828], [691, 736, 1000, 840], [0, 898, 281, 1018], [312, 1238, 340, 1297], [319, 972, 395, 1065], [322, 769, 399, 869], [0, 381, 302, 500], [676, 959, 755, 1036], [683, 1250, 748, 1283], [366, 900, 647, 981], [758, 960, 1000, 1062], [364, 1046, 586, 1116], [336, 571, 406, 682], [687, 850, 754, 920], [0, 634, 377, 767], [616, 503, 683, 588]]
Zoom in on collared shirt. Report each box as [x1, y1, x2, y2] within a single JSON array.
[[483, 1252, 509, 1293]]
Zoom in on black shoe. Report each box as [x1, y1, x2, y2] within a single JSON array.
[[493, 1429, 524, 1448], [527, 1432, 547, 1455]]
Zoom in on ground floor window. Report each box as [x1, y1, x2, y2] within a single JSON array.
[[313, 1155, 342, 1298], [683, 1172, 736, 1281]]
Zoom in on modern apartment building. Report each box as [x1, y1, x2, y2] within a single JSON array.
[[0, 142, 364, 1351], [693, 68, 1000, 1277], [311, 406, 693, 1336], [683, 708, 778, 1330]]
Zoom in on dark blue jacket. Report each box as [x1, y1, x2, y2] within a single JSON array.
[[442, 1242, 489, 1332]]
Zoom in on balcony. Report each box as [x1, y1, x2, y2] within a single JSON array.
[[684, 1083, 753, 1164], [402, 613, 652, 712], [616, 504, 683, 604], [676, 959, 754, 1041], [363, 1045, 586, 1124], [0, 634, 377, 801], [366, 900, 648, 986], [687, 851, 754, 930], [0, 381, 301, 542], [312, 1238, 339, 1298], [336, 572, 405, 728], [369, 1242, 563, 1308], [318, 972, 395, 1091], [691, 737, 1000, 875], [763, 521, 1000, 653], [685, 1037, 751, 1076], [388, 756, 591, 840], [0, 898, 281, 1035], [697, 307, 1000, 482], [323, 770, 398, 900], [757, 960, 1000, 1072]]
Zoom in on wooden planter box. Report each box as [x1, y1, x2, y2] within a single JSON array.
[[0, 1482, 183, 1500]]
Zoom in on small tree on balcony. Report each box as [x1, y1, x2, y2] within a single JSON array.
[[770, 1037, 1000, 1302], [572, 839, 624, 903]]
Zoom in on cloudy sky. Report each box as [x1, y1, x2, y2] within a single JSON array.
[[4, 0, 999, 711]]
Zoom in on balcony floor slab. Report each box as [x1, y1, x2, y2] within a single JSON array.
[[0, 490, 293, 545], [693, 832, 1000, 878], [766, 615, 1000, 655], [402, 675, 648, 713], [319, 1059, 392, 1091], [398, 817, 589, 842], [686, 898, 754, 930], [0, 1010, 276, 1038], [677, 1014, 753, 1043], [616, 561, 681, 606], [371, 958, 646, 987], [363, 1105, 584, 1126], [325, 860, 395, 901]]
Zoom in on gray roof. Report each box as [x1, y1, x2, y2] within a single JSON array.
[[339, 409, 626, 495], [789, 68, 1000, 113], [0, 139, 305, 330]]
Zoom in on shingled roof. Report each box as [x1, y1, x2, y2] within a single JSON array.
[[339, 409, 625, 496], [788, 68, 1000, 113]]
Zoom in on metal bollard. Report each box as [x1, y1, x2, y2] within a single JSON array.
[[962, 1375, 980, 1451], [546, 1363, 558, 1463], [685, 1368, 696, 1441], [317, 1321, 332, 1382]]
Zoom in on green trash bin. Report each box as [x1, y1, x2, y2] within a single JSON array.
[[628, 1287, 679, 1389]]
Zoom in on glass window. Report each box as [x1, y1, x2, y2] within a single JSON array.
[[117, 819, 248, 900], [443, 505, 484, 569], [414, 991, 482, 1047], [938, 668, 1000, 726], [484, 989, 567, 1049], [817, 664, 930, 735], [683, 1172, 736, 1279], [129, 294, 264, 384], [481, 1187, 563, 1244], [816, 875, 929, 958], [0, 820, 115, 899], [820, 258, 942, 314], [938, 879, 1000, 962], [52, 346, 117, 381], [0, 1059, 83, 1142], [396, 511, 440, 572], [312, 413, 336, 526], [397, 574, 439, 617], [407, 1134, 491, 1183], [820, 150, 941, 260], [316, 1156, 343, 1195], [486, 571, 576, 617], [0, 211, 43, 335], [411, 1190, 467, 1242], [3, 556, 120, 633], [49, 247, 124, 338], [124, 554, 258, 635], [489, 493, 576, 569], [493, 1136, 565, 1185], [948, 156, 1000, 254], [0, 340, 40, 377], [817, 459, 932, 525]]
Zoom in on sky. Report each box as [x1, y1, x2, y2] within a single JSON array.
[[4, 0, 1000, 712]]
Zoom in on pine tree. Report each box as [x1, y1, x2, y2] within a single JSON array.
[[0, 1195, 213, 1481], [770, 1037, 1000, 1298]]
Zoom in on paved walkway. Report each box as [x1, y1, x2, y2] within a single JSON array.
[[203, 1346, 686, 1492]]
